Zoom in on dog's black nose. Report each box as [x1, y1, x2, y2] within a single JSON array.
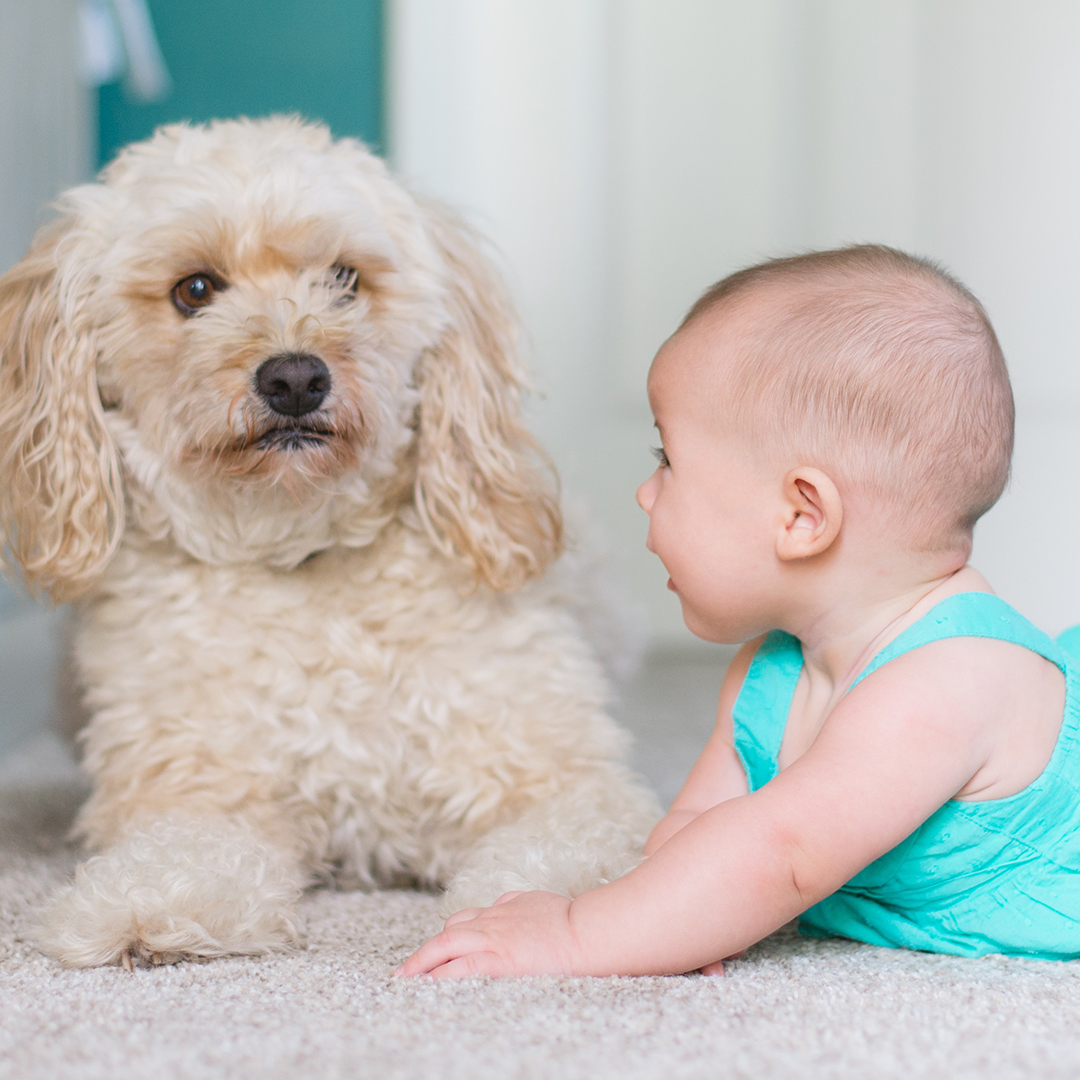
[[255, 353, 331, 416]]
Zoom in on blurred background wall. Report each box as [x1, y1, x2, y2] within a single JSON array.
[[0, 0, 91, 272], [3, 1, 1080, 748], [0, 0, 93, 750], [390, 0, 1080, 648]]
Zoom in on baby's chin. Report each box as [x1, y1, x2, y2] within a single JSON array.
[[679, 600, 763, 647], [677, 603, 729, 645]]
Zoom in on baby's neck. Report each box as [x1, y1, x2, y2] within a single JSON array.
[[784, 562, 986, 701]]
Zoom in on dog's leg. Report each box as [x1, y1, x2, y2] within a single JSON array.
[[37, 813, 304, 967], [440, 767, 661, 915]]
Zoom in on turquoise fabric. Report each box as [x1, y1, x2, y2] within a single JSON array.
[[731, 592, 1080, 959]]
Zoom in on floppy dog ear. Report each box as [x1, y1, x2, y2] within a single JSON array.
[[0, 219, 124, 602], [413, 206, 562, 591]]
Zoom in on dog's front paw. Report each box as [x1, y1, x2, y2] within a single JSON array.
[[442, 773, 660, 915], [38, 814, 303, 968]]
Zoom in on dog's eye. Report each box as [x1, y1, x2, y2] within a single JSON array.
[[172, 273, 221, 316], [330, 264, 359, 297]]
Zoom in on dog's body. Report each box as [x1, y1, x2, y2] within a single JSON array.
[[0, 117, 657, 967]]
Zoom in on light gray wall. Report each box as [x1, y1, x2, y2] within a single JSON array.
[[0, 0, 89, 749], [390, 0, 1080, 646], [0, 0, 92, 271]]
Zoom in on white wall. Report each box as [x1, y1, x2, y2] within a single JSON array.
[[0, 0, 92, 272], [389, 0, 1080, 645], [0, 0, 88, 745], [914, 2, 1080, 636]]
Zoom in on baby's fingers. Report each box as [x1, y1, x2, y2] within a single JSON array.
[[444, 907, 483, 927], [442, 890, 523, 930], [699, 949, 746, 977], [395, 927, 483, 977], [424, 952, 506, 980]]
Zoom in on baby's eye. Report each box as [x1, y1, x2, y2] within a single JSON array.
[[651, 445, 669, 468]]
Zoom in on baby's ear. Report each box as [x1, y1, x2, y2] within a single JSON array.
[[412, 203, 562, 590], [776, 468, 843, 561], [0, 215, 124, 602]]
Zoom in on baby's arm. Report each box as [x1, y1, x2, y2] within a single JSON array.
[[399, 637, 998, 978], [644, 638, 758, 854]]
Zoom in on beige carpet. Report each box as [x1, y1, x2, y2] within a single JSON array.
[[3, 734, 1080, 1079]]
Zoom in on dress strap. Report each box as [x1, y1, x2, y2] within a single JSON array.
[[732, 630, 803, 791], [848, 592, 1066, 695]]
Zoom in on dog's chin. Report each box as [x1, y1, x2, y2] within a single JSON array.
[[253, 425, 335, 453], [245, 425, 359, 481], [184, 423, 362, 484]]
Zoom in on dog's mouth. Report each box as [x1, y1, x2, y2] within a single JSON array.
[[199, 405, 364, 480], [252, 424, 336, 452]]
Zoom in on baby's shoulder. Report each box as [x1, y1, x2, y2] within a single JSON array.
[[890, 627, 1053, 673], [848, 632, 1065, 795], [855, 630, 1060, 709], [853, 581, 1064, 712]]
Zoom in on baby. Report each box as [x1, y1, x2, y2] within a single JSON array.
[[399, 244, 1080, 978]]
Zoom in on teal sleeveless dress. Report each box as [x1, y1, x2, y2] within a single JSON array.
[[732, 591, 1080, 959]]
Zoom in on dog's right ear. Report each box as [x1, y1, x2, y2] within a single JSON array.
[[0, 216, 123, 602]]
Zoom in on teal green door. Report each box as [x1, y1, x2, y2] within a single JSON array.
[[98, 0, 383, 166]]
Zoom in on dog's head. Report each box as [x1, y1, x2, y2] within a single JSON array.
[[0, 116, 561, 601]]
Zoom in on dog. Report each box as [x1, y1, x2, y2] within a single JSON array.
[[0, 116, 658, 968]]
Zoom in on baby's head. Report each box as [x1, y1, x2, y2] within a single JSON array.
[[664, 245, 1013, 560]]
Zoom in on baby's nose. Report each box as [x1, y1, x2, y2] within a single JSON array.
[[636, 474, 657, 514]]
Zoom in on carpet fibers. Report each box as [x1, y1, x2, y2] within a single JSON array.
[[3, 736, 1080, 1079]]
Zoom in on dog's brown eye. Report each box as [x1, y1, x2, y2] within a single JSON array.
[[172, 273, 220, 315], [331, 264, 359, 296]]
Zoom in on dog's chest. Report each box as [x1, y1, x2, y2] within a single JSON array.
[[77, 535, 533, 782]]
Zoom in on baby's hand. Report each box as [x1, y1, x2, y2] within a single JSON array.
[[395, 890, 584, 979]]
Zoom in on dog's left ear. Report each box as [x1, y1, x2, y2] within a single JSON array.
[[413, 206, 562, 591]]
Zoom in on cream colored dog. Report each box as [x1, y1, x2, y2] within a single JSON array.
[[0, 116, 657, 968]]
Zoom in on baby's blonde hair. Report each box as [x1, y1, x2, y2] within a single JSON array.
[[683, 245, 1014, 554]]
